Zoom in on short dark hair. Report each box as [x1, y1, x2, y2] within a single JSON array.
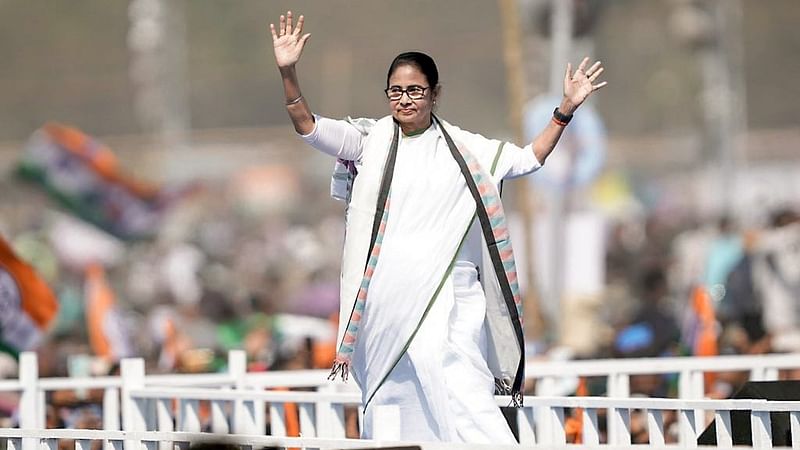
[[386, 51, 439, 89]]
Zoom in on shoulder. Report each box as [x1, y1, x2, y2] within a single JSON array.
[[438, 119, 498, 147], [344, 116, 377, 135], [438, 119, 504, 163], [345, 115, 396, 136]]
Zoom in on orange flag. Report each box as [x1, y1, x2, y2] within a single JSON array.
[[0, 235, 58, 356], [565, 377, 589, 443], [691, 285, 718, 389], [84, 263, 132, 361]]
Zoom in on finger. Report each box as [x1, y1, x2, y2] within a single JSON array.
[[279, 14, 286, 35], [585, 61, 602, 77], [294, 14, 305, 35], [592, 81, 609, 91], [565, 62, 573, 80], [269, 23, 278, 42], [286, 11, 293, 35], [300, 33, 311, 47], [588, 67, 605, 82], [577, 56, 590, 73]]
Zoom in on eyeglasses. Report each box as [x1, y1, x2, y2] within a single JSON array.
[[384, 85, 429, 101]]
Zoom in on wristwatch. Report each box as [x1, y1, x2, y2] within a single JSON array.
[[553, 107, 573, 125]]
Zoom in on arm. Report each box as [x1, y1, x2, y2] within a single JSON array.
[[300, 116, 365, 161], [270, 11, 314, 135], [531, 57, 607, 164]]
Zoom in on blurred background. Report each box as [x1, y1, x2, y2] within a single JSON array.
[[1, 0, 799, 426]]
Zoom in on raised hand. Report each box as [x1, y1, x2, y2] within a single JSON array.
[[563, 57, 607, 113], [270, 11, 310, 69]]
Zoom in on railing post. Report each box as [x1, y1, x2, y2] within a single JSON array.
[[678, 369, 690, 399], [750, 409, 773, 449], [19, 352, 38, 427], [36, 389, 46, 428], [103, 387, 120, 430], [229, 350, 257, 434], [156, 398, 174, 450], [19, 352, 38, 450], [609, 407, 631, 446], [790, 411, 800, 449], [679, 369, 706, 435], [76, 440, 92, 450], [607, 372, 629, 444], [7, 438, 22, 450], [714, 409, 733, 447], [517, 406, 536, 445], [178, 399, 201, 432], [750, 366, 768, 381], [678, 408, 698, 448], [210, 400, 230, 434], [535, 377, 556, 444], [315, 383, 337, 438], [536, 405, 554, 445], [298, 403, 317, 438], [40, 438, 56, 450], [582, 407, 599, 445], [647, 409, 665, 446], [104, 387, 121, 450], [121, 358, 147, 450]]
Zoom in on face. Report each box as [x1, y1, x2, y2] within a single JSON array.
[[386, 64, 437, 131]]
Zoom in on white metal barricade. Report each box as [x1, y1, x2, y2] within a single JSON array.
[[3, 394, 800, 449], [2, 350, 799, 449]]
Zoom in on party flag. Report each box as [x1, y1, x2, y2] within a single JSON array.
[[84, 263, 133, 361], [0, 236, 58, 356], [17, 122, 197, 240]]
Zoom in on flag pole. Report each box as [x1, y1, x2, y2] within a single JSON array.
[[497, 0, 546, 342]]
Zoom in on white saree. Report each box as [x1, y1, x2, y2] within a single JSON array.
[[300, 115, 540, 442]]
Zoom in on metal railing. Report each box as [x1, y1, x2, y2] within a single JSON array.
[[1, 350, 798, 449]]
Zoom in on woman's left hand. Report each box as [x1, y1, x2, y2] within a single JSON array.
[[562, 57, 607, 113]]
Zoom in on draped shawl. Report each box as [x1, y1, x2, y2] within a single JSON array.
[[330, 115, 525, 407]]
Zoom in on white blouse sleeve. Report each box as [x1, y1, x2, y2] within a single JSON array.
[[298, 115, 365, 161], [494, 142, 542, 180], [451, 126, 541, 181]]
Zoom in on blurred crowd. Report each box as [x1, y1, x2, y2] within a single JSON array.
[[0, 132, 799, 441], [599, 207, 800, 388]]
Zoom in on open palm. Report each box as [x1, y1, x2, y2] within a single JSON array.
[[563, 57, 607, 111], [270, 11, 310, 69]]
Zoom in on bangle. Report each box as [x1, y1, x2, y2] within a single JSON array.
[[552, 107, 573, 125], [285, 95, 303, 106]]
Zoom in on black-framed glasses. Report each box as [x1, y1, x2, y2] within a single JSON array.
[[384, 85, 429, 101]]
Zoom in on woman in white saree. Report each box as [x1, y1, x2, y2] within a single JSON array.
[[270, 11, 606, 443]]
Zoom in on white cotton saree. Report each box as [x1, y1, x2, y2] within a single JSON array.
[[328, 115, 526, 442]]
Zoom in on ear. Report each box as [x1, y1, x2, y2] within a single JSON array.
[[432, 84, 442, 103]]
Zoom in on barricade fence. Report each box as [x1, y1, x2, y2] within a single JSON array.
[[1, 351, 799, 449]]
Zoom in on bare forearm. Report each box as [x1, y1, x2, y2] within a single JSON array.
[[531, 97, 576, 164], [279, 65, 315, 135]]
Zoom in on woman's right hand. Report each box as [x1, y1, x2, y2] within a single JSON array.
[[270, 11, 310, 70]]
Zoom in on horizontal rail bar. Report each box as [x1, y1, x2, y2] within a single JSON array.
[[37, 377, 121, 390], [512, 396, 795, 411], [0, 429, 529, 450], [525, 353, 800, 377], [0, 380, 22, 391], [131, 386, 800, 414], [143, 374, 235, 387], [130, 387, 362, 403], [2, 427, 798, 450]]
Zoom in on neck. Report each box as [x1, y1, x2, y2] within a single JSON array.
[[400, 118, 432, 136]]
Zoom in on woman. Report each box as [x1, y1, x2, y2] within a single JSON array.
[[270, 11, 606, 443]]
